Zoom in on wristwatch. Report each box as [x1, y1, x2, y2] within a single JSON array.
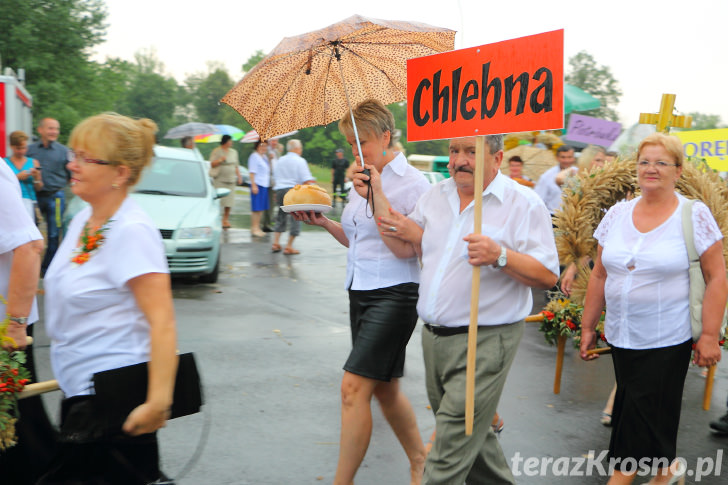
[[496, 246, 507, 268], [8, 316, 28, 324]]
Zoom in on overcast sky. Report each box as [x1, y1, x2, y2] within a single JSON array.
[[92, 0, 727, 128]]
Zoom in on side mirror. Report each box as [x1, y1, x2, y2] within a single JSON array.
[[215, 188, 231, 199]]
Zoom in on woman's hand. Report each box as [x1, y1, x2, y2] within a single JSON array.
[[291, 210, 328, 227], [122, 401, 171, 436], [560, 262, 578, 296], [17, 170, 31, 181], [352, 163, 382, 199], [378, 207, 422, 245], [579, 328, 599, 361], [251, 183, 259, 195], [693, 335, 722, 367]]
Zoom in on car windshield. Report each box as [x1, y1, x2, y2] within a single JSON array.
[[134, 157, 207, 197]]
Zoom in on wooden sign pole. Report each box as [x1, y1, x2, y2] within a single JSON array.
[[465, 137, 485, 435]]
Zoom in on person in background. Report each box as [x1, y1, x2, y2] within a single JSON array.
[[331, 148, 350, 205], [534, 144, 576, 215], [293, 99, 431, 485], [606, 151, 619, 164], [248, 140, 271, 238], [507, 155, 534, 187], [379, 134, 559, 484], [181, 135, 204, 162], [209, 134, 242, 229], [38, 113, 178, 484], [4, 130, 43, 220], [0, 153, 54, 485], [27, 117, 70, 276], [271, 139, 315, 255], [262, 139, 282, 232], [580, 133, 727, 484]]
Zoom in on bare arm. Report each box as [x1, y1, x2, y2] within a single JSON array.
[[291, 211, 349, 247], [580, 246, 607, 360], [250, 172, 258, 194], [122, 272, 178, 436], [3, 239, 43, 350], [694, 240, 727, 366]]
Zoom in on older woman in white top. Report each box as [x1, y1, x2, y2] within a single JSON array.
[[294, 99, 431, 485], [40, 113, 177, 485], [580, 133, 727, 485]]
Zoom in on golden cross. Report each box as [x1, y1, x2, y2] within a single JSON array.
[[638, 93, 692, 133]]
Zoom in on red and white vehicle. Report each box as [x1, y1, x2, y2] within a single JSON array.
[[0, 68, 33, 158]]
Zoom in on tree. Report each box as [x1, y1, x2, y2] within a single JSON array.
[[565, 51, 622, 122], [185, 63, 248, 128], [0, 0, 109, 138], [115, 50, 181, 137], [242, 50, 266, 74], [684, 112, 725, 131]]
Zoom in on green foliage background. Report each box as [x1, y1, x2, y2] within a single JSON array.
[[1, 1, 723, 166]]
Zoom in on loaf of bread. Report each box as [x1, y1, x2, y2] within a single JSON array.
[[283, 184, 332, 206]]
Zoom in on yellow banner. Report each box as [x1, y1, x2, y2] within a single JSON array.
[[673, 129, 728, 171]]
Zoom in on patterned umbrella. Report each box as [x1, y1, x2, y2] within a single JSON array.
[[239, 130, 299, 143], [221, 15, 455, 144]]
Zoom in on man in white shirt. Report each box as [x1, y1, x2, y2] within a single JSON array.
[[534, 144, 576, 215], [381, 135, 559, 484], [271, 139, 315, 255]]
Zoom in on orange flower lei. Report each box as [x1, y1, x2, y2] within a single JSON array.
[[70, 220, 111, 265]]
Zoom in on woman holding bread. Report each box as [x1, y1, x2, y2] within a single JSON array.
[[294, 99, 431, 485]]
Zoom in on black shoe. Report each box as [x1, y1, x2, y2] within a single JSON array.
[[261, 226, 274, 233], [709, 412, 728, 433]]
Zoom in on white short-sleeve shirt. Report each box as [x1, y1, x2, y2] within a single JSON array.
[[248, 152, 271, 188], [0, 162, 42, 323], [595, 194, 723, 349], [412, 172, 559, 326], [533, 165, 563, 214], [44, 197, 169, 397], [341, 153, 431, 290]]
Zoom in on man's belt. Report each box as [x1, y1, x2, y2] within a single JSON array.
[[423, 323, 470, 336]]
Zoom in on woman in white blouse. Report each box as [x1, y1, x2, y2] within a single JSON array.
[[580, 133, 727, 485], [39, 113, 178, 484], [294, 99, 431, 484]]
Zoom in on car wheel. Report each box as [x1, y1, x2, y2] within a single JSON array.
[[199, 254, 220, 284]]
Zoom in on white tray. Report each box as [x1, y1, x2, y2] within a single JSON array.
[[280, 204, 333, 214]]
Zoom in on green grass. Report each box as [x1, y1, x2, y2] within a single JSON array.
[[309, 163, 332, 186]]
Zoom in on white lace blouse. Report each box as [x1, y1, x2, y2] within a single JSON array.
[[594, 193, 723, 349]]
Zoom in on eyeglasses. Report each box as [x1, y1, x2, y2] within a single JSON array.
[[67, 150, 113, 166], [637, 160, 678, 169]]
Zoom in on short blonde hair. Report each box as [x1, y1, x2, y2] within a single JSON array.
[[637, 133, 684, 167], [577, 145, 607, 172], [338, 99, 395, 148], [9, 130, 29, 147], [69, 113, 157, 186]]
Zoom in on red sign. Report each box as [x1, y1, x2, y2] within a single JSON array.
[[407, 29, 564, 141]]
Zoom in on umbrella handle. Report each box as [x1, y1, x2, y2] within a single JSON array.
[[335, 46, 365, 168]]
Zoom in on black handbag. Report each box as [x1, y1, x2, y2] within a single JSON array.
[[92, 352, 203, 432]]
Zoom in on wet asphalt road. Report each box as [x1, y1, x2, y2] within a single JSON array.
[[31, 191, 728, 484]]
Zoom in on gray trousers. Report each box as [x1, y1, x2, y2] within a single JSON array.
[[273, 188, 301, 236], [422, 321, 523, 485]]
